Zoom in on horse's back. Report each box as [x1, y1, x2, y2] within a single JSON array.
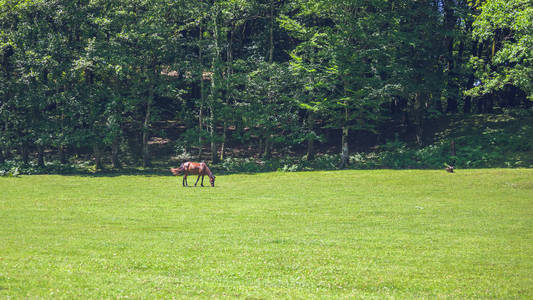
[[183, 162, 206, 174]]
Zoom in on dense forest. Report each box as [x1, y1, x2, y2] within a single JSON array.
[[1, 0, 532, 173]]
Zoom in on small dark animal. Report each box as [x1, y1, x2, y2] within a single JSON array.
[[445, 165, 455, 173], [170, 162, 216, 187]]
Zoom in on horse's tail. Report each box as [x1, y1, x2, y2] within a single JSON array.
[[170, 162, 186, 175]]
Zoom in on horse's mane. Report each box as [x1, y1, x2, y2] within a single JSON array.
[[204, 163, 214, 178]]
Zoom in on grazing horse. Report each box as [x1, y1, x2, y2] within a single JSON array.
[[170, 162, 216, 187]]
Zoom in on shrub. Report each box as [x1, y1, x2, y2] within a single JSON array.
[[415, 142, 450, 169], [0, 160, 77, 176], [218, 154, 341, 173], [376, 141, 417, 169], [308, 154, 341, 170], [349, 152, 381, 169], [173, 144, 194, 161], [221, 157, 264, 173]]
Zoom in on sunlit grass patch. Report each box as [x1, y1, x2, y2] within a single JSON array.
[[1, 169, 532, 298]]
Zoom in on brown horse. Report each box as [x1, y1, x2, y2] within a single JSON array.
[[170, 162, 216, 187]]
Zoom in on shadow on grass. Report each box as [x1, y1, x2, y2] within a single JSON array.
[[12, 164, 456, 178], [58, 168, 174, 177], [6, 158, 467, 178], [52, 165, 262, 177], [64, 170, 262, 177]]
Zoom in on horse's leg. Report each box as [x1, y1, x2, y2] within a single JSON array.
[[194, 174, 201, 186], [183, 174, 188, 186], [201, 175, 204, 187]]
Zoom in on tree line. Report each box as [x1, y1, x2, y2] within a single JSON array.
[[1, 0, 531, 170]]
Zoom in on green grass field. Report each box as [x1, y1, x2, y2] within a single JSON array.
[[1, 169, 532, 299]]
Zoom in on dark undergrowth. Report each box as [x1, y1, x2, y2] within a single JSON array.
[[2, 108, 532, 176]]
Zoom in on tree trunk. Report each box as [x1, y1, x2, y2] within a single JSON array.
[[37, 145, 45, 168], [340, 127, 349, 168], [269, 0, 274, 63], [307, 136, 315, 161], [59, 145, 67, 164], [198, 103, 204, 160], [444, 0, 459, 113], [259, 3, 276, 161], [198, 25, 204, 160], [220, 24, 235, 162], [210, 6, 223, 164], [523, 95, 532, 108], [340, 79, 350, 168], [450, 139, 457, 165], [464, 49, 476, 114], [258, 137, 263, 157], [486, 95, 494, 113], [210, 105, 217, 163], [435, 98, 443, 113], [21, 143, 29, 165], [111, 136, 121, 169], [444, 0, 458, 113], [263, 135, 272, 159], [463, 96, 472, 114], [306, 112, 315, 161], [220, 120, 226, 162], [0, 118, 6, 163], [414, 92, 425, 146], [462, 17, 476, 114], [93, 143, 103, 170], [464, 70, 474, 114], [450, 140, 456, 156], [142, 93, 152, 168]]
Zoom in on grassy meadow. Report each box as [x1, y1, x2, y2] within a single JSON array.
[[0, 169, 532, 298]]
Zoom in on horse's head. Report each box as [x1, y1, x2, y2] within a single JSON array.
[[170, 167, 182, 176], [210, 175, 216, 187]]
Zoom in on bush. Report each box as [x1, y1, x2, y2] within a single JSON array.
[[173, 144, 194, 161], [349, 152, 379, 169], [307, 154, 341, 170], [415, 142, 450, 169], [221, 157, 264, 173], [377, 141, 417, 169], [218, 154, 341, 173], [0, 160, 77, 176]]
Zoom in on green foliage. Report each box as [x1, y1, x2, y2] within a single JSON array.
[[178, 128, 211, 150], [218, 154, 341, 173], [0, 160, 77, 176], [221, 157, 264, 173], [468, 0, 533, 100], [173, 144, 194, 162], [345, 109, 533, 170], [377, 140, 418, 169], [0, 0, 531, 171], [414, 142, 451, 168]]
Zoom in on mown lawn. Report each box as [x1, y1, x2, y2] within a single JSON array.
[[0, 169, 532, 299]]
